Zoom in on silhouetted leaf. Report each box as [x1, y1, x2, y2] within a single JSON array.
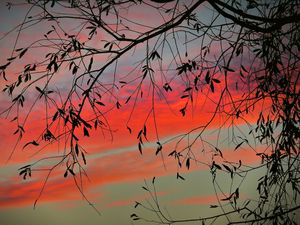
[[64, 170, 68, 178], [88, 57, 93, 72], [223, 164, 232, 173], [152, 177, 155, 184], [212, 78, 220, 83], [130, 213, 138, 218], [83, 127, 90, 137], [125, 96, 131, 104], [134, 201, 140, 208], [205, 71, 210, 84], [176, 172, 185, 180], [127, 126, 132, 134], [210, 82, 214, 93], [23, 140, 39, 149], [68, 168, 75, 176], [19, 48, 28, 58], [81, 152, 86, 165], [96, 101, 105, 106], [138, 142, 142, 154], [75, 143, 79, 156], [223, 66, 235, 72], [186, 158, 190, 169], [0, 62, 10, 70], [234, 141, 244, 150]]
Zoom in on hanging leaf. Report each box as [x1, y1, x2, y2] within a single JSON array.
[[222, 66, 235, 72], [234, 141, 244, 150], [88, 57, 93, 72], [83, 127, 90, 137], [81, 152, 87, 165], [210, 82, 215, 93], [138, 142, 142, 154], [127, 126, 132, 134], [152, 176, 156, 184], [134, 201, 140, 208], [212, 78, 220, 83], [23, 140, 39, 149], [186, 158, 190, 169], [96, 101, 105, 106], [19, 48, 28, 58], [68, 168, 75, 176], [205, 71, 210, 84], [75, 143, 79, 156], [155, 142, 162, 155], [176, 172, 185, 180]]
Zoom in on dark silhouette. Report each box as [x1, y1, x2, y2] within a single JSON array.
[[0, 0, 299, 224]]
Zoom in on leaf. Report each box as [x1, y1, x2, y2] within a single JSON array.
[[35, 86, 44, 96], [152, 177, 156, 184], [96, 101, 105, 106], [15, 48, 23, 52], [181, 95, 189, 99], [130, 213, 138, 218], [134, 201, 140, 208], [210, 205, 218, 208], [210, 82, 214, 93], [221, 193, 234, 201], [213, 162, 222, 170], [72, 65, 78, 75], [222, 66, 235, 72], [238, 160, 242, 168], [176, 172, 185, 180], [205, 71, 210, 84], [125, 96, 131, 104], [18, 165, 31, 170], [127, 126, 132, 134], [51, 0, 56, 7], [138, 142, 142, 154], [23, 140, 39, 149], [180, 107, 186, 117], [186, 158, 190, 169], [19, 169, 27, 176], [137, 129, 143, 139], [68, 168, 75, 176], [241, 65, 248, 72], [83, 127, 90, 137], [52, 111, 58, 121], [235, 188, 239, 199], [142, 186, 148, 191], [88, 57, 93, 72], [168, 150, 176, 156], [116, 101, 121, 109], [104, 42, 110, 48], [155, 143, 162, 155], [234, 141, 244, 151], [184, 87, 192, 92], [75, 143, 79, 156], [0, 62, 10, 70], [81, 152, 87, 165], [223, 164, 232, 173], [19, 48, 28, 58], [212, 78, 220, 83]]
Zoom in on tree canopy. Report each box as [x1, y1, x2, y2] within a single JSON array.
[[0, 0, 300, 224]]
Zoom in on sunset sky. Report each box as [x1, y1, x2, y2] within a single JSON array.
[[0, 1, 273, 225]]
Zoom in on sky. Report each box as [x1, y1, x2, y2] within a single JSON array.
[[0, 1, 279, 225]]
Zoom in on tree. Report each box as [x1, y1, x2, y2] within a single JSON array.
[[0, 0, 299, 224]]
